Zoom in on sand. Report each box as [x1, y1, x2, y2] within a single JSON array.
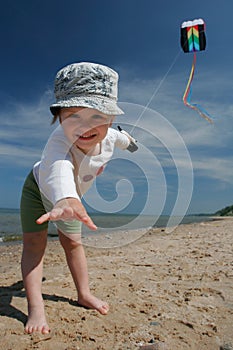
[[0, 217, 233, 350]]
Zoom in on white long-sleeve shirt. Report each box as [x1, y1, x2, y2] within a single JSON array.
[[33, 125, 130, 204]]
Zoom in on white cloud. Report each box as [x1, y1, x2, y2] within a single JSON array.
[[0, 89, 56, 167], [193, 157, 233, 184]]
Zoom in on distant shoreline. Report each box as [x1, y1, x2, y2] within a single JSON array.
[[0, 213, 224, 246], [0, 207, 220, 216]]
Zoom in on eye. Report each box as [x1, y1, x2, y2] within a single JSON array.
[[69, 113, 80, 119], [92, 114, 105, 120], [91, 115, 111, 125]]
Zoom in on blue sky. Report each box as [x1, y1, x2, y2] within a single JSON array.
[[0, 0, 233, 216]]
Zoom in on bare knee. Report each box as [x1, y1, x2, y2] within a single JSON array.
[[58, 231, 82, 251], [23, 230, 47, 255]]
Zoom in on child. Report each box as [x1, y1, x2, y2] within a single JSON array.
[[20, 62, 135, 334]]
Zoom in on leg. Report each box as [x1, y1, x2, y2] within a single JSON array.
[[21, 230, 50, 334], [58, 231, 109, 315]]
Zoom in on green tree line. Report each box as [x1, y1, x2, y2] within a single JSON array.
[[215, 205, 233, 216]]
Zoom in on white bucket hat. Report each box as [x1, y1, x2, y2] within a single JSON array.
[[50, 62, 124, 116]]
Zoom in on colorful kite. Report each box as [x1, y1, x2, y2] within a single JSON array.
[[181, 18, 213, 123]]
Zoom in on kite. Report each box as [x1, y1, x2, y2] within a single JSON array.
[[180, 18, 213, 123]]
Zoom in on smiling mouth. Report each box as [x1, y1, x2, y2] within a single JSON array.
[[76, 133, 97, 141]]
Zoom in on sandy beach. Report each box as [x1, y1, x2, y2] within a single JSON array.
[[0, 217, 233, 350]]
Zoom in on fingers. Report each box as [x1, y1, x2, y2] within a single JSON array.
[[36, 208, 63, 224], [36, 207, 97, 231], [77, 214, 97, 231], [36, 213, 51, 224]]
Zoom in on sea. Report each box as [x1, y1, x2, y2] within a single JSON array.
[[0, 208, 213, 244]]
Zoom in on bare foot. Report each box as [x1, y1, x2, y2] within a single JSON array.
[[77, 294, 109, 315], [25, 305, 50, 334]]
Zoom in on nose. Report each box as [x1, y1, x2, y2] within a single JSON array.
[[74, 120, 93, 135]]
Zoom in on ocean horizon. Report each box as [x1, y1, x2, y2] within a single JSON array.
[[0, 207, 214, 244]]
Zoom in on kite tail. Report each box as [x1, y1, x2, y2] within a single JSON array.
[[183, 52, 213, 123]]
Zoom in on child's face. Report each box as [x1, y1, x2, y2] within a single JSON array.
[[59, 107, 114, 153]]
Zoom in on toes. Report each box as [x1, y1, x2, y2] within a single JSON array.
[[77, 296, 109, 315], [25, 325, 32, 334], [25, 323, 50, 334], [98, 303, 109, 315], [42, 326, 51, 334]]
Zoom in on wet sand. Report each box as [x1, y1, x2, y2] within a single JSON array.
[[0, 217, 233, 349]]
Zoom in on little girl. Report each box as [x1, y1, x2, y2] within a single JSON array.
[[20, 62, 135, 334]]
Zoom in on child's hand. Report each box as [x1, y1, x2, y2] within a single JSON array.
[[36, 198, 97, 231]]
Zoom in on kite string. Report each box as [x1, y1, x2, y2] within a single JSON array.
[[130, 49, 183, 134]]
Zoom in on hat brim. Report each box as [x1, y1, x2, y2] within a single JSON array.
[[50, 96, 124, 116]]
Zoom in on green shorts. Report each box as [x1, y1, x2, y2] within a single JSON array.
[[20, 170, 82, 234]]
